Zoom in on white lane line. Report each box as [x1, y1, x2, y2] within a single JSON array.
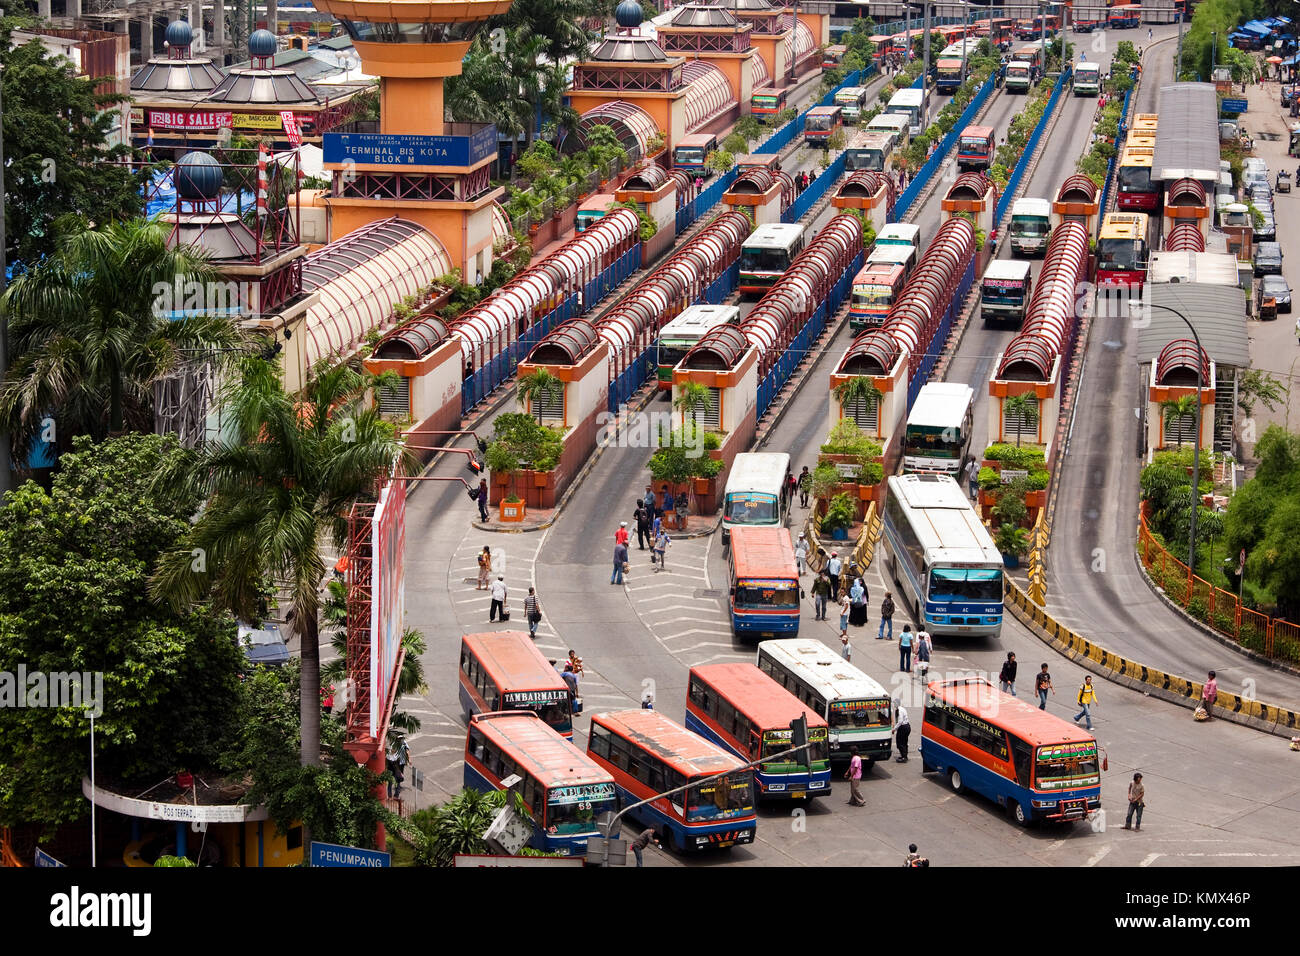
[[414, 745, 461, 757], [673, 641, 746, 651], [1084, 846, 1111, 867], [1045, 839, 1067, 852], [1139, 853, 1164, 867], [689, 652, 755, 665], [660, 616, 730, 625], [662, 628, 734, 639]]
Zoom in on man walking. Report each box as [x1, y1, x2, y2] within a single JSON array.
[[893, 700, 911, 762], [630, 827, 660, 867], [827, 552, 843, 601], [1035, 664, 1054, 710], [653, 529, 670, 571], [477, 478, 490, 522], [845, 746, 867, 806], [963, 457, 980, 500], [524, 587, 541, 638], [811, 570, 831, 621], [612, 539, 628, 585], [1122, 773, 1145, 831], [1200, 670, 1218, 720], [878, 591, 895, 640], [489, 575, 507, 622], [797, 465, 812, 507], [795, 532, 809, 575], [644, 484, 657, 516], [898, 625, 913, 672], [1074, 675, 1097, 731], [634, 500, 651, 550], [998, 652, 1018, 696]]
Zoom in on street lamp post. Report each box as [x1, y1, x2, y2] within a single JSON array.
[[923, 1, 932, 91], [0, 52, 11, 497], [1175, 1, 1186, 79]]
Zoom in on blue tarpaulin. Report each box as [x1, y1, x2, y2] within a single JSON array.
[[144, 167, 256, 218], [1242, 22, 1271, 36]]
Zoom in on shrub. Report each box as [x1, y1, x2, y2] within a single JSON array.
[[995, 524, 1030, 557], [822, 493, 857, 533]]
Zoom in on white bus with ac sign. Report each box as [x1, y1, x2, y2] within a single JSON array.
[[722, 452, 792, 546]]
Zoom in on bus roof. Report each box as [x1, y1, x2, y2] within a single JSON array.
[[807, 105, 842, 117], [1010, 197, 1051, 217], [877, 223, 920, 244], [867, 246, 914, 266], [462, 632, 570, 694], [743, 222, 805, 249], [659, 304, 739, 338], [737, 152, 780, 169], [689, 662, 829, 730], [886, 474, 1002, 564], [1121, 146, 1154, 167], [906, 382, 975, 430], [926, 677, 1097, 747], [676, 133, 717, 148], [983, 259, 1033, 282], [591, 709, 746, 776], [725, 452, 791, 495], [1075, 61, 1101, 73], [888, 88, 924, 107], [1132, 112, 1158, 131], [868, 113, 909, 129], [849, 130, 896, 150], [1100, 212, 1149, 239], [729, 526, 796, 579], [757, 639, 890, 700], [853, 262, 906, 285], [936, 58, 963, 68], [752, 87, 783, 97], [834, 86, 866, 98], [578, 193, 616, 212], [961, 125, 994, 139], [469, 711, 613, 787]]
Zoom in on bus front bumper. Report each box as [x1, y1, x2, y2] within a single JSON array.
[[759, 778, 829, 799], [1032, 795, 1102, 822], [830, 737, 891, 762], [686, 826, 757, 850]]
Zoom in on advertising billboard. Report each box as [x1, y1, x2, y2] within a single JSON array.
[[369, 479, 406, 738]]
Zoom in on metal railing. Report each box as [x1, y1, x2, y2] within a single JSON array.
[[894, 74, 995, 221], [994, 66, 1072, 225], [1096, 86, 1133, 224]]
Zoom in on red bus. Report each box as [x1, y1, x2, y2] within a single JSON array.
[[1117, 146, 1159, 211], [458, 631, 574, 739], [727, 525, 801, 640], [587, 709, 757, 852], [957, 125, 995, 170], [804, 105, 843, 147], [751, 86, 788, 120], [1096, 212, 1150, 289], [921, 677, 1101, 825], [1107, 4, 1141, 29], [464, 711, 616, 855], [685, 662, 831, 800]]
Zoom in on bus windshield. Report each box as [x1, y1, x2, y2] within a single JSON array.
[[853, 285, 895, 308], [535, 699, 573, 736], [675, 147, 705, 165], [726, 492, 779, 523], [928, 567, 1002, 603], [828, 698, 892, 729], [1098, 238, 1142, 271], [982, 279, 1025, 303], [1118, 165, 1152, 192], [1035, 743, 1101, 790], [847, 149, 885, 171], [754, 95, 778, 108], [761, 728, 829, 767], [685, 772, 754, 822], [657, 341, 692, 367], [734, 581, 799, 608], [740, 248, 790, 273], [1008, 64, 1030, 76], [807, 115, 832, 131], [1010, 216, 1049, 236], [546, 782, 617, 834], [960, 136, 988, 150], [905, 426, 966, 456]]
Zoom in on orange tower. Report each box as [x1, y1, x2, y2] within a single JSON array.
[[312, 0, 513, 284]]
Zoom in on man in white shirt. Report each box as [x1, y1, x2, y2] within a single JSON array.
[[489, 576, 508, 622], [893, 701, 911, 763], [827, 552, 843, 601]]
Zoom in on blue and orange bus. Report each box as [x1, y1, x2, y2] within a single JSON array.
[[1106, 4, 1141, 29], [459, 631, 574, 739], [587, 709, 757, 852], [727, 525, 801, 640], [464, 711, 617, 855], [920, 677, 1102, 826], [685, 662, 831, 800], [751, 86, 788, 121]]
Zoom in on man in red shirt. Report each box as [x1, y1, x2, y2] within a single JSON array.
[[615, 521, 630, 546]]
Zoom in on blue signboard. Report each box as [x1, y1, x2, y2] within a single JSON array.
[[309, 841, 391, 868], [323, 126, 497, 167], [35, 848, 66, 868], [1221, 98, 1249, 113]]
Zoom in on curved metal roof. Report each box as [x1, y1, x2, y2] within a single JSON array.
[[1164, 222, 1205, 253], [840, 331, 900, 375], [750, 48, 771, 88], [683, 324, 749, 369], [205, 67, 319, 104], [623, 163, 669, 191], [490, 201, 512, 245], [529, 319, 600, 365], [130, 57, 225, 92], [838, 170, 890, 199], [589, 35, 670, 62], [575, 101, 660, 163], [1167, 177, 1207, 206], [373, 316, 451, 360], [670, 4, 742, 27], [946, 172, 993, 203], [682, 59, 737, 133], [1155, 339, 1211, 386], [1055, 173, 1098, 205]]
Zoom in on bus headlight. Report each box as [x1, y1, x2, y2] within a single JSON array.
[[985, 616, 1000, 624], [1031, 799, 1056, 808], [809, 780, 826, 789], [931, 615, 948, 624]]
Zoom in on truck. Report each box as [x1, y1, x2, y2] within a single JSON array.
[[1073, 61, 1101, 96], [1008, 197, 1052, 256]]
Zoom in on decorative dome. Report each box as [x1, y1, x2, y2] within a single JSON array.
[[175, 152, 224, 201], [249, 29, 277, 58], [589, 35, 669, 62], [615, 0, 644, 28], [165, 20, 193, 49]]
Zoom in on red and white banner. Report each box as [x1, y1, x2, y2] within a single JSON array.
[[148, 110, 232, 130], [280, 111, 303, 147]]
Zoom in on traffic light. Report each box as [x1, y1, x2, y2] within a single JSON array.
[[789, 715, 810, 770]]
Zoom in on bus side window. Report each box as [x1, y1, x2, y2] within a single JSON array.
[[608, 734, 630, 771], [590, 724, 611, 759], [530, 778, 545, 820], [468, 727, 487, 763], [460, 650, 471, 676], [522, 775, 537, 812], [1008, 734, 1032, 788]]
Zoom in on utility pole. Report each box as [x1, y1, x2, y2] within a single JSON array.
[[0, 48, 11, 498], [1175, 2, 1186, 80], [1040, 2, 1047, 77], [923, 0, 932, 93]]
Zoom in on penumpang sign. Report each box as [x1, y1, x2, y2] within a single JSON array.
[[310, 841, 391, 868], [323, 126, 497, 167], [148, 110, 233, 129]]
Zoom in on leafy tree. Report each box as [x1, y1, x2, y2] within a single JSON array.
[[0, 20, 147, 268], [674, 381, 714, 427], [705, 149, 736, 175], [406, 787, 541, 867], [1236, 369, 1286, 419], [152, 356, 410, 770], [0, 218, 241, 456], [0, 434, 243, 830], [832, 376, 883, 424]]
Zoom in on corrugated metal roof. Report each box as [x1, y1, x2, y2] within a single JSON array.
[[1137, 283, 1250, 369], [1148, 251, 1239, 286], [1152, 84, 1221, 183]]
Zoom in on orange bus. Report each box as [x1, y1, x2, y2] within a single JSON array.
[[850, 261, 907, 330], [957, 124, 995, 170], [727, 526, 801, 640], [1117, 146, 1158, 211], [464, 711, 616, 855], [587, 709, 757, 852], [751, 86, 788, 120], [458, 631, 574, 739], [685, 662, 831, 800], [920, 677, 1101, 826]]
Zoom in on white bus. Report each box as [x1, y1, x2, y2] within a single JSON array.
[[655, 305, 740, 391], [722, 452, 792, 545], [738, 222, 806, 296], [756, 639, 894, 768], [867, 112, 911, 151], [1073, 61, 1101, 96], [902, 382, 975, 475], [886, 87, 928, 137], [844, 129, 895, 172], [876, 223, 922, 249], [834, 85, 869, 121], [881, 474, 1004, 637]]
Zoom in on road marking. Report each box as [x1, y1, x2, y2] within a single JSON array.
[[660, 615, 731, 625], [663, 628, 735, 639], [1045, 839, 1067, 852], [1084, 846, 1111, 867], [1139, 853, 1164, 867]]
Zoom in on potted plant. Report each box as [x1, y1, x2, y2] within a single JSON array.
[[995, 523, 1030, 568], [500, 494, 526, 522], [822, 492, 857, 541]]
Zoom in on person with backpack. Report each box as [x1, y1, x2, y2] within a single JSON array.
[[998, 652, 1018, 696], [653, 529, 670, 571], [634, 500, 652, 550], [914, 627, 931, 677], [878, 592, 895, 640], [1074, 676, 1097, 731], [1035, 664, 1055, 710]]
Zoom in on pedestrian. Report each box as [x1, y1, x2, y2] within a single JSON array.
[[795, 532, 809, 575], [893, 700, 910, 762], [613, 538, 629, 585], [634, 500, 651, 550], [630, 827, 660, 867], [524, 586, 541, 638], [615, 521, 630, 547], [898, 624, 913, 672], [914, 627, 931, 677], [385, 734, 410, 798], [477, 478, 490, 522], [568, 649, 585, 677], [661, 485, 675, 520], [1295, 316, 1300, 346], [878, 591, 895, 640], [841, 632, 852, 661], [1035, 663, 1054, 710], [849, 577, 868, 627], [904, 844, 925, 867], [963, 456, 980, 500], [827, 551, 843, 601], [1200, 670, 1218, 720], [1147, 26, 1152, 40], [561, 662, 580, 695], [489, 575, 508, 622], [642, 692, 654, 710], [1073, 675, 1097, 731], [476, 545, 492, 589], [652, 510, 663, 543], [1122, 773, 1145, 831], [694, 174, 703, 192], [797, 465, 812, 507], [838, 591, 852, 640], [998, 652, 1017, 697], [845, 745, 867, 806], [653, 529, 670, 571], [644, 484, 657, 515], [812, 570, 831, 621]]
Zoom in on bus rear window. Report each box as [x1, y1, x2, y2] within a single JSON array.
[[928, 568, 1002, 602], [1035, 743, 1101, 790], [829, 698, 891, 729], [1118, 165, 1152, 192], [1098, 238, 1142, 271], [686, 773, 754, 821]]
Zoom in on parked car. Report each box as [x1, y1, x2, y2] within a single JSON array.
[[1261, 274, 1293, 313], [1254, 241, 1284, 276], [1256, 216, 1277, 242], [238, 621, 290, 666]]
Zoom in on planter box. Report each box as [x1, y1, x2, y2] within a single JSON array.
[[1002, 553, 1021, 569], [500, 500, 526, 522]]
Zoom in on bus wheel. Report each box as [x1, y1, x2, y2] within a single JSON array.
[[658, 826, 676, 853], [948, 769, 964, 794], [1011, 801, 1030, 827], [863, 758, 875, 772]]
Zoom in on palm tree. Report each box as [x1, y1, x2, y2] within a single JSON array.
[[151, 355, 411, 767], [409, 788, 516, 867], [1003, 393, 1040, 447], [1159, 395, 1198, 449], [322, 622, 429, 743], [0, 218, 240, 453], [674, 380, 714, 428], [517, 368, 565, 423], [832, 376, 883, 427]]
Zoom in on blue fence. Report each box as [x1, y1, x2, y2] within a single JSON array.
[[894, 74, 996, 221], [907, 256, 977, 409], [784, 152, 848, 223], [462, 243, 642, 415], [994, 67, 1072, 226], [677, 167, 739, 233], [831, 16, 969, 37], [757, 249, 864, 419], [754, 66, 874, 155], [1096, 87, 1133, 230]]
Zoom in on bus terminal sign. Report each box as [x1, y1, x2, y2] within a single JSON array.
[[324, 127, 497, 167]]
